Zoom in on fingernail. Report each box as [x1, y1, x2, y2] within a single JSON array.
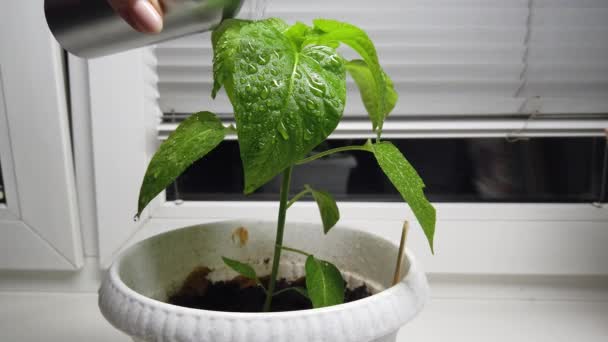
[[132, 0, 163, 33]]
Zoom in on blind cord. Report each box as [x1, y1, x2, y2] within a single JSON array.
[[508, 0, 536, 143], [507, 95, 541, 143]]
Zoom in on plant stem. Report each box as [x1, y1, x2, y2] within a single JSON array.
[[263, 166, 293, 312], [295, 145, 372, 165], [287, 188, 311, 208]]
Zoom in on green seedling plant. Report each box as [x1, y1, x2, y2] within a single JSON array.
[[136, 18, 436, 312]]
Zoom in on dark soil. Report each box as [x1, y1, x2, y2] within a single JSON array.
[[168, 266, 372, 312]]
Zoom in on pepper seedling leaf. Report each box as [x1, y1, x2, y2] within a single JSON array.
[[222, 257, 259, 281], [212, 19, 347, 194], [311, 19, 390, 132], [371, 142, 436, 252], [345, 59, 398, 129], [305, 255, 345, 308], [306, 185, 340, 234], [137, 111, 225, 216]]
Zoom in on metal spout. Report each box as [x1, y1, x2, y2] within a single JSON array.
[[45, 0, 243, 58]]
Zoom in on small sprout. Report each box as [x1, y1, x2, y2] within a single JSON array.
[[305, 255, 345, 308], [222, 257, 259, 282], [222, 257, 268, 291], [308, 186, 340, 234], [287, 185, 340, 234]]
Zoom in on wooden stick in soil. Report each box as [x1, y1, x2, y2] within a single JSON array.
[[392, 221, 409, 286]]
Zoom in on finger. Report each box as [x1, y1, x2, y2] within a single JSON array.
[[108, 0, 164, 34]]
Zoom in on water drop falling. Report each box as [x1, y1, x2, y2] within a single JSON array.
[[133, 214, 140, 222], [249, 0, 269, 20]]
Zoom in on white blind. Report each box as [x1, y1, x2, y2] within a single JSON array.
[[154, 0, 608, 137]]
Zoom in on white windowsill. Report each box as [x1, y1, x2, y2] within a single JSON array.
[[1, 292, 607, 341]]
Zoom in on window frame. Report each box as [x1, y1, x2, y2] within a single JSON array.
[[0, 3, 84, 270], [78, 48, 608, 275]]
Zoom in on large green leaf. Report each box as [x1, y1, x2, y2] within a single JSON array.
[[346, 59, 398, 127], [307, 186, 340, 234], [371, 142, 436, 252], [212, 19, 250, 99], [305, 255, 345, 308], [137, 112, 225, 216], [212, 19, 347, 194], [311, 19, 389, 132]]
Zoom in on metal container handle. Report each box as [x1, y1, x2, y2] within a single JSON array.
[[45, 0, 243, 58]]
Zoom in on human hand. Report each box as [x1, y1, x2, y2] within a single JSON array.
[[108, 0, 164, 33]]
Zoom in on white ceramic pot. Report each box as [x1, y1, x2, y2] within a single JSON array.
[[99, 220, 429, 342]]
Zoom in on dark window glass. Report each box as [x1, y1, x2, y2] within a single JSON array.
[[0, 160, 5, 204], [166, 137, 608, 203]]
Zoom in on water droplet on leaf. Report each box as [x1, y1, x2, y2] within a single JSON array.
[[247, 64, 258, 74], [277, 121, 289, 140], [309, 84, 325, 97], [260, 86, 269, 99], [257, 55, 268, 65], [304, 129, 314, 141], [306, 99, 317, 110]]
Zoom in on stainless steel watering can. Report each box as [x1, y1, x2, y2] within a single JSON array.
[[44, 0, 244, 58]]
